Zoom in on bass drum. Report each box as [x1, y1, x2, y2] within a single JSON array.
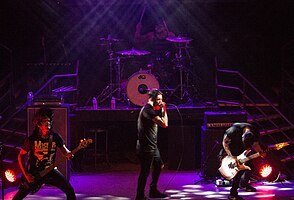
[[126, 71, 160, 106]]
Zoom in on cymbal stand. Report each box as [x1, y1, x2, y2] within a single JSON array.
[[95, 41, 121, 105], [96, 48, 110, 103], [172, 42, 192, 101], [114, 56, 122, 99]]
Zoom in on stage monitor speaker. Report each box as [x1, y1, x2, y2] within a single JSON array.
[[168, 125, 200, 170], [27, 106, 70, 180], [201, 126, 226, 178]]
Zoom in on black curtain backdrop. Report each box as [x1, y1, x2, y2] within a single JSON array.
[[1, 0, 294, 106]]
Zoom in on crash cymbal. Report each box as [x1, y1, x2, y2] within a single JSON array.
[[166, 36, 193, 43], [116, 48, 151, 56]]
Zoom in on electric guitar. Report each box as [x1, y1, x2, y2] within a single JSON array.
[[23, 138, 92, 193], [218, 142, 289, 180]]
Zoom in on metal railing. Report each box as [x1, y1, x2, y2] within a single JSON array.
[[216, 67, 294, 162], [0, 61, 79, 129]]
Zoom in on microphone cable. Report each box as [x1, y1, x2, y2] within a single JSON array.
[[163, 103, 185, 193]]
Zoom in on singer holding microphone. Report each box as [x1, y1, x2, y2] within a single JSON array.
[[135, 89, 168, 200]]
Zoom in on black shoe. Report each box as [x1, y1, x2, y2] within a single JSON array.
[[228, 195, 244, 200], [135, 196, 148, 200], [149, 189, 168, 198], [239, 184, 256, 192]]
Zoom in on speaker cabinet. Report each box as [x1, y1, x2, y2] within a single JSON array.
[[168, 125, 200, 170], [201, 126, 225, 178], [27, 107, 70, 179]]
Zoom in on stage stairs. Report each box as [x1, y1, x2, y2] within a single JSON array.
[[0, 61, 79, 168], [216, 67, 294, 177]]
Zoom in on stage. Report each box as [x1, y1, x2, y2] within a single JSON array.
[[69, 105, 220, 171], [2, 106, 294, 199], [3, 163, 294, 199]]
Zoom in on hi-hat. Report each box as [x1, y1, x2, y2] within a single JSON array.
[[166, 36, 192, 43], [116, 48, 150, 56]]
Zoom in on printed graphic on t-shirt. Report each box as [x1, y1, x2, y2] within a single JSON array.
[[34, 140, 57, 168]]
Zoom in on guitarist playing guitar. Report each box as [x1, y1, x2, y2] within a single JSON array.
[[13, 108, 77, 200], [221, 122, 266, 200]]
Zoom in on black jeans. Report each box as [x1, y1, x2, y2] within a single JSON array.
[[13, 169, 76, 200], [230, 159, 254, 196], [136, 148, 162, 198]]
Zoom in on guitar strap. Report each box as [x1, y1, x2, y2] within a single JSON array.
[[47, 132, 53, 162]]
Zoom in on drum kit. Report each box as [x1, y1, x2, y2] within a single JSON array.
[[96, 34, 193, 107]]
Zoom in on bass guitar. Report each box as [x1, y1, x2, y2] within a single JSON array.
[[218, 142, 289, 180], [23, 138, 92, 193]]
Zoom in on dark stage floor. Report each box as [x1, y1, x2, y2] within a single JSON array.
[[3, 163, 294, 200]]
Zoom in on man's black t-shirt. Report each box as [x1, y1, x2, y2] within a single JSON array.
[[225, 123, 260, 156], [137, 104, 162, 153], [21, 131, 64, 173]]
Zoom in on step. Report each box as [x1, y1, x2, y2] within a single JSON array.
[[281, 156, 294, 163], [3, 143, 21, 150], [247, 114, 281, 123], [2, 159, 14, 164], [11, 117, 27, 123], [260, 126, 294, 135], [0, 128, 27, 136], [217, 100, 241, 106]]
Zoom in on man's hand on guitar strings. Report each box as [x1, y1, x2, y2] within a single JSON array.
[[259, 151, 266, 158], [232, 156, 240, 168]]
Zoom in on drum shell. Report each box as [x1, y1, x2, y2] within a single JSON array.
[[126, 71, 160, 106]]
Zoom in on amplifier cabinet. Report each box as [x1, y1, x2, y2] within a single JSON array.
[[200, 126, 226, 178]]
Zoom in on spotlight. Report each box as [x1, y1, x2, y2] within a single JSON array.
[[256, 162, 280, 182], [4, 169, 17, 183], [2, 161, 21, 188], [259, 164, 272, 178]]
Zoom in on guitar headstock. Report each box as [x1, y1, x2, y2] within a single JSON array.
[[78, 138, 93, 149], [272, 142, 290, 150]]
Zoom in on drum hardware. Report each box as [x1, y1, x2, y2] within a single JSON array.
[[166, 36, 193, 43], [94, 35, 125, 107], [116, 47, 151, 56], [166, 36, 193, 102], [99, 34, 123, 45]]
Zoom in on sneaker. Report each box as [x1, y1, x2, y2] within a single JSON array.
[[239, 184, 256, 192], [228, 195, 244, 200], [149, 189, 168, 198]]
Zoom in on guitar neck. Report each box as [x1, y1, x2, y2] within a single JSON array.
[[240, 148, 271, 163], [242, 152, 260, 163], [39, 146, 81, 177]]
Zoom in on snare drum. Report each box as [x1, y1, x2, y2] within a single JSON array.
[[126, 71, 160, 106]]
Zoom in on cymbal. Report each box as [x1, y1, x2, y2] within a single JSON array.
[[116, 48, 151, 56], [166, 36, 193, 43], [99, 35, 122, 42]]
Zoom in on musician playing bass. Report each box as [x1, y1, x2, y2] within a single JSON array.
[[13, 108, 76, 200], [221, 122, 266, 200]]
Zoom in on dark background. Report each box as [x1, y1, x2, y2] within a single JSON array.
[[1, 0, 294, 106]]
